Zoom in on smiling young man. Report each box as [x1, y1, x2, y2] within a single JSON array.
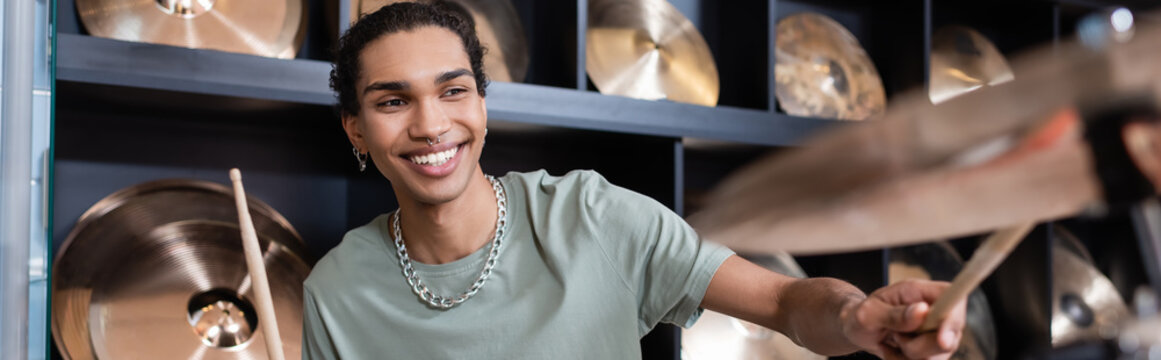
[[302, 2, 966, 359]]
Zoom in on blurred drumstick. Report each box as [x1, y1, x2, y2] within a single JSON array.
[[230, 168, 287, 360], [918, 222, 1035, 333]]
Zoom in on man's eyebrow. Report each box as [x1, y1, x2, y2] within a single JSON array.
[[435, 69, 473, 85], [363, 81, 409, 95]]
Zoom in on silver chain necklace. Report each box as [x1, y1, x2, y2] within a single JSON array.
[[391, 175, 508, 309]]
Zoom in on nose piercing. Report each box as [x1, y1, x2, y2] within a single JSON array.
[[426, 135, 441, 146]]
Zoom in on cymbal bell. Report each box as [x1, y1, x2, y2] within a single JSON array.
[[52, 179, 312, 360], [929, 26, 1014, 104], [774, 13, 886, 121], [586, 0, 720, 106], [76, 0, 306, 59], [355, 0, 530, 83]]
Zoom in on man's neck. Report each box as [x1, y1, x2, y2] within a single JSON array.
[[395, 171, 498, 265]]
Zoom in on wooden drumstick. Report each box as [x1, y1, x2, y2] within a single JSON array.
[[230, 169, 287, 360], [918, 222, 1035, 333]]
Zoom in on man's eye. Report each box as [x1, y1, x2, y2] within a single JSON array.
[[443, 88, 466, 96], [379, 99, 405, 107]]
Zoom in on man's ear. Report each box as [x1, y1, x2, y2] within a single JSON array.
[[1123, 120, 1161, 190], [342, 112, 365, 151]]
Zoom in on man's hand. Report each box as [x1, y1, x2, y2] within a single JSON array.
[[840, 280, 967, 360]]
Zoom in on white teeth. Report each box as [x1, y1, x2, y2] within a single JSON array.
[[409, 146, 458, 166]]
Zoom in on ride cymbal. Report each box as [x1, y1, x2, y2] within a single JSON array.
[[76, 0, 306, 59], [52, 179, 312, 360], [586, 0, 719, 106], [929, 26, 1014, 105], [355, 0, 530, 83], [774, 13, 886, 121], [682, 252, 825, 360]]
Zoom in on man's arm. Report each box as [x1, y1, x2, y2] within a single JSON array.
[[701, 255, 964, 359]]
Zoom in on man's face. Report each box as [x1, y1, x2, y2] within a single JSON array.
[[343, 26, 487, 205]]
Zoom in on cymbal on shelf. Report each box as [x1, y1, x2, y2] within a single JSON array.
[[929, 26, 1014, 105], [355, 0, 530, 83], [774, 12, 886, 121], [76, 0, 306, 59], [586, 0, 720, 106]]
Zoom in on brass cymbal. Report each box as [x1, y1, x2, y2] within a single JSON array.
[[52, 179, 312, 360], [1051, 226, 1128, 346], [682, 252, 825, 360], [586, 0, 719, 106], [774, 13, 886, 121], [355, 0, 530, 83], [929, 26, 1014, 104], [890, 242, 998, 360], [76, 0, 306, 59]]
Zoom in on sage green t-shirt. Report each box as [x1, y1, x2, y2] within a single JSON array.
[[302, 170, 735, 359]]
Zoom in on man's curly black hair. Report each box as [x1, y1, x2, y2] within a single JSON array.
[[331, 1, 489, 116]]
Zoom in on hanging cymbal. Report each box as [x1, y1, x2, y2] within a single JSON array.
[[586, 0, 719, 106], [889, 242, 998, 360], [682, 252, 825, 360], [355, 0, 530, 83], [1051, 226, 1128, 346], [929, 26, 1014, 105], [52, 179, 312, 360], [76, 0, 306, 59], [774, 13, 886, 121]]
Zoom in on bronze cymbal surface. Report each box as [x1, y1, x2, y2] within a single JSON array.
[[889, 242, 998, 360], [774, 13, 885, 121], [682, 252, 825, 360], [355, 0, 529, 83], [929, 26, 1014, 104], [76, 0, 306, 59], [52, 179, 312, 360], [1051, 227, 1128, 346], [586, 0, 719, 106]]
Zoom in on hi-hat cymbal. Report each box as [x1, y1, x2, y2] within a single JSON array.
[[52, 179, 312, 360], [586, 0, 719, 106], [774, 13, 886, 121], [76, 0, 306, 59], [355, 0, 530, 83], [890, 243, 997, 360], [682, 252, 825, 360], [929, 26, 1014, 104]]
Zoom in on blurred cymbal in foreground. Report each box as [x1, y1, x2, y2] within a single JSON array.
[[77, 0, 306, 58], [52, 179, 312, 360], [774, 12, 886, 120], [586, 0, 719, 106], [689, 13, 1161, 255], [929, 26, 1014, 105]]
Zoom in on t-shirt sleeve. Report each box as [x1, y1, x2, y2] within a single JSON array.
[[577, 172, 735, 335], [302, 285, 340, 360]]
